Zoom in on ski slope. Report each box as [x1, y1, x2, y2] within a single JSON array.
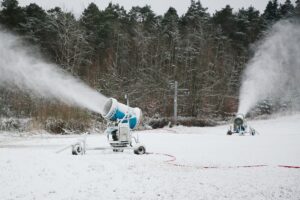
[[0, 115, 300, 200]]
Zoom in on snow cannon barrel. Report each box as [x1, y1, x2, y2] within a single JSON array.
[[102, 98, 142, 130], [234, 113, 245, 126]]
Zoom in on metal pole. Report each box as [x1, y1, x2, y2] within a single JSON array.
[[125, 94, 129, 106], [125, 94, 129, 124], [174, 81, 178, 125]]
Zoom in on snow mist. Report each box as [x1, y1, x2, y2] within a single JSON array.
[[0, 30, 107, 114], [238, 20, 300, 115]]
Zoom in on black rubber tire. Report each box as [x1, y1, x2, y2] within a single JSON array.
[[227, 130, 233, 135], [72, 144, 83, 155], [134, 146, 146, 155]]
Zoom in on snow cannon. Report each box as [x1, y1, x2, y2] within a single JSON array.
[[103, 98, 142, 130], [102, 97, 145, 155], [227, 113, 256, 136], [69, 97, 146, 156]]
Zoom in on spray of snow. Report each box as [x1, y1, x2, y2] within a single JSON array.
[[238, 20, 300, 115], [0, 30, 107, 114]]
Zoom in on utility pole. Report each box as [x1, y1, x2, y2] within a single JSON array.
[[125, 94, 129, 106], [174, 81, 178, 125], [169, 80, 189, 125]]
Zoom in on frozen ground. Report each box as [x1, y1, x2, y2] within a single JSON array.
[[0, 115, 300, 200]]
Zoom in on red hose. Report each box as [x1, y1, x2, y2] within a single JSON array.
[[147, 152, 300, 169], [278, 165, 300, 169]]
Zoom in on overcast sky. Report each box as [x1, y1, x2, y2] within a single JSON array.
[[17, 0, 293, 17]]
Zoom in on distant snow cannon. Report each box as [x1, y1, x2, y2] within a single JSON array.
[[227, 113, 256, 136], [103, 98, 142, 130]]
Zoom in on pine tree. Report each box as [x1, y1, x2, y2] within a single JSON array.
[[128, 5, 157, 33], [19, 3, 47, 43], [236, 6, 264, 46], [80, 3, 103, 57], [263, 0, 280, 22], [181, 0, 209, 31], [0, 0, 25, 29], [295, 0, 300, 16], [212, 5, 237, 41], [161, 7, 179, 41], [80, 3, 101, 30], [160, 7, 179, 79], [279, 0, 295, 18]]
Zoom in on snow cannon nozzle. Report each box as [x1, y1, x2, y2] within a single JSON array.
[[234, 113, 245, 126], [227, 113, 256, 136], [103, 98, 142, 130]]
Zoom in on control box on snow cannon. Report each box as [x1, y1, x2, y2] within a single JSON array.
[[102, 98, 142, 130]]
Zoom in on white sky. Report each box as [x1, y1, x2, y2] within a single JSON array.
[[17, 0, 293, 17]]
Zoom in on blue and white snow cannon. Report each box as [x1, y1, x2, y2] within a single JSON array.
[[103, 98, 142, 130], [101, 98, 145, 154], [71, 97, 145, 155]]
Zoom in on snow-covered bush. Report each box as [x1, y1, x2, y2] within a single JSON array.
[[148, 118, 169, 129], [44, 118, 92, 134], [0, 118, 32, 132], [147, 117, 218, 129]]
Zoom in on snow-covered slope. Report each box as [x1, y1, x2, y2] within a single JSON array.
[[0, 115, 300, 200]]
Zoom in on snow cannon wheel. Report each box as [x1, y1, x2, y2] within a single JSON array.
[[250, 129, 256, 136], [134, 145, 146, 155], [227, 130, 233, 135], [72, 143, 84, 155]]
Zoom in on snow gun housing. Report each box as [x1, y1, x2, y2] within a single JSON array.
[[227, 113, 256, 136], [233, 114, 245, 131], [103, 98, 142, 130]]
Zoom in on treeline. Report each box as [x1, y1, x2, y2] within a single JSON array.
[[0, 0, 299, 122]]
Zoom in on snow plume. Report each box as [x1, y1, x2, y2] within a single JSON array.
[[0, 30, 107, 114], [238, 20, 300, 115]]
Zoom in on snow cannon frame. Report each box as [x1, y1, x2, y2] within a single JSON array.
[[103, 98, 142, 130]]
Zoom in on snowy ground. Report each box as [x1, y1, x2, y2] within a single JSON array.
[[1, 115, 300, 200]]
